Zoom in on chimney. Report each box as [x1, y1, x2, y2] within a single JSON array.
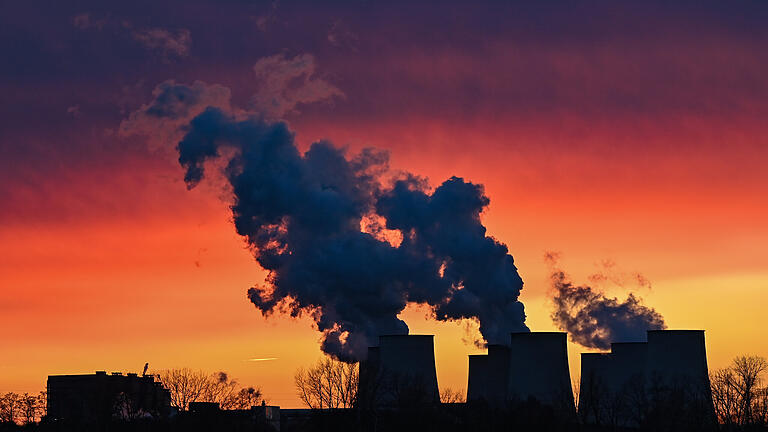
[[507, 332, 574, 412]]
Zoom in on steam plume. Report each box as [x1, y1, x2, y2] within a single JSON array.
[[546, 253, 666, 350], [143, 96, 529, 361]]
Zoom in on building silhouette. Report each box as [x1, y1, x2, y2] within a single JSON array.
[[46, 371, 171, 425]]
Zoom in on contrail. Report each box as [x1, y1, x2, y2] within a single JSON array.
[[247, 357, 278, 362]]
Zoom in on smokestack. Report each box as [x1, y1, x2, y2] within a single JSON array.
[[467, 344, 510, 403], [375, 335, 440, 405], [507, 332, 574, 412]]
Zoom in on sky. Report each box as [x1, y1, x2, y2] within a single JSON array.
[[2, 0, 768, 408]]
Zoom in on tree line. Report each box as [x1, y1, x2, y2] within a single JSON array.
[[0, 392, 46, 425]]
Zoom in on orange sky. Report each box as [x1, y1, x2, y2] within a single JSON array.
[[2, 0, 768, 409], [2, 117, 767, 407]]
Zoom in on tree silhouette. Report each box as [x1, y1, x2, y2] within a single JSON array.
[[711, 355, 768, 429], [294, 357, 359, 409], [156, 368, 262, 411]]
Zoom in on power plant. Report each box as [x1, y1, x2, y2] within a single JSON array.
[[42, 329, 714, 430], [359, 329, 714, 419], [359, 335, 441, 406], [357, 328, 714, 426], [507, 332, 574, 410], [467, 344, 510, 403], [578, 330, 714, 426]]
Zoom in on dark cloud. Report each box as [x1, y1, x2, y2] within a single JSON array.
[[546, 253, 666, 350], [129, 79, 529, 360], [120, 80, 232, 150]]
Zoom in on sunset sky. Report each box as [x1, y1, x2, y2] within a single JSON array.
[[2, 1, 768, 408]]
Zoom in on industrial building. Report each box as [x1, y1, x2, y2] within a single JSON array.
[[467, 344, 509, 403], [359, 334, 440, 407], [466, 331, 575, 415], [46, 370, 172, 425], [507, 332, 574, 410], [183, 401, 281, 431], [578, 330, 714, 427], [461, 328, 713, 427]]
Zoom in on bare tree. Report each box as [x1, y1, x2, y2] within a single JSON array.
[[203, 372, 240, 409], [710, 354, 768, 428], [157, 368, 262, 411], [230, 387, 263, 410], [711, 367, 740, 427], [18, 392, 44, 424], [733, 355, 768, 425], [439, 387, 465, 404], [295, 357, 358, 409], [157, 368, 211, 411], [0, 392, 21, 424]]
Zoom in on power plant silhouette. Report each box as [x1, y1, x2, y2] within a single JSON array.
[[39, 328, 717, 431], [360, 329, 714, 426]]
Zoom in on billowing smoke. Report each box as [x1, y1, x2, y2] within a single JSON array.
[[151, 100, 528, 361], [546, 254, 666, 350]]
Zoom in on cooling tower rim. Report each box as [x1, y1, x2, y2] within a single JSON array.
[[581, 352, 610, 358], [647, 329, 704, 333]]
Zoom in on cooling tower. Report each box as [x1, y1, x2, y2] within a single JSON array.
[[578, 352, 611, 422], [467, 344, 510, 403], [376, 335, 440, 404], [507, 332, 574, 411], [467, 354, 490, 402], [609, 342, 647, 392], [645, 330, 710, 394], [357, 346, 381, 408]]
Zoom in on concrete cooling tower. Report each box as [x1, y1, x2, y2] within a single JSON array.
[[362, 335, 440, 406], [578, 352, 611, 422], [609, 342, 648, 391], [578, 344, 647, 424], [507, 332, 574, 410], [467, 344, 510, 403], [645, 330, 710, 394], [357, 346, 381, 408], [577, 330, 714, 427]]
